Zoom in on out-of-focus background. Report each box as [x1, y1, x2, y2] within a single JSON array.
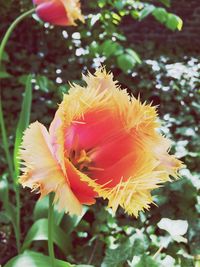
[[0, 0, 200, 266]]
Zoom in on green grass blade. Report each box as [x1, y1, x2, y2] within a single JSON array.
[[13, 74, 33, 178]]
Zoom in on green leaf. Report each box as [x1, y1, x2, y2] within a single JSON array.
[[18, 74, 31, 85], [158, 0, 171, 7], [117, 54, 137, 73], [166, 14, 183, 31], [102, 241, 132, 267], [33, 196, 64, 225], [134, 255, 159, 267], [152, 8, 168, 24], [89, 14, 101, 27], [195, 259, 200, 267], [101, 40, 123, 58], [36, 75, 53, 92], [4, 250, 73, 267], [160, 255, 176, 267], [61, 206, 89, 235], [33, 197, 49, 221], [5, 203, 18, 234], [0, 211, 10, 223], [131, 232, 149, 255], [0, 176, 17, 228], [0, 71, 11, 78], [0, 175, 9, 206], [98, 0, 106, 8], [139, 4, 155, 20], [126, 49, 141, 64], [13, 74, 32, 177], [131, 10, 140, 20], [1, 51, 9, 62], [158, 218, 188, 243], [21, 218, 70, 254], [114, 1, 125, 10]]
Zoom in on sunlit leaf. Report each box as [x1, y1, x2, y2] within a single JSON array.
[[139, 4, 155, 20], [4, 250, 73, 267], [158, 218, 188, 243], [152, 8, 168, 24], [166, 14, 183, 31], [89, 14, 101, 27], [160, 255, 176, 267]]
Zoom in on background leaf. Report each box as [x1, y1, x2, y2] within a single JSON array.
[[166, 14, 183, 31], [158, 218, 189, 243], [21, 219, 70, 254], [139, 4, 155, 20], [13, 74, 32, 177], [33, 196, 64, 225], [4, 250, 73, 267]]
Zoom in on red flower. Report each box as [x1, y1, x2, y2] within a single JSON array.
[[19, 68, 182, 217], [33, 0, 84, 26]]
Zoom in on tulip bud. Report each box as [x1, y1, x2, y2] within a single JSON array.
[[33, 0, 84, 26]]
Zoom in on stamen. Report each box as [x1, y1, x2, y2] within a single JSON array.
[[72, 120, 86, 124], [87, 166, 104, 171]]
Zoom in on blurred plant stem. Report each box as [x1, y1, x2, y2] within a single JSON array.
[[48, 193, 55, 267], [152, 246, 164, 259], [0, 8, 35, 253]]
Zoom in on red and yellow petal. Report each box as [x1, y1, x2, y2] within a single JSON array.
[[19, 68, 182, 217], [19, 121, 82, 215], [60, 0, 84, 25], [51, 68, 182, 216], [33, 0, 84, 26], [65, 159, 97, 204], [35, 0, 69, 26], [65, 109, 124, 151]]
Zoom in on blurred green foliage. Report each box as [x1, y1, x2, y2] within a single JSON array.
[[0, 0, 199, 266]]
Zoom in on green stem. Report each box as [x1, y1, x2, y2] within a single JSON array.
[[0, 8, 35, 65], [0, 8, 35, 253], [48, 193, 55, 267]]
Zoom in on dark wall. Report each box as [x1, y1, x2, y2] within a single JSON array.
[[122, 0, 200, 54]]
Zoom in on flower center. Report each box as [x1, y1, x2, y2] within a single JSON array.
[[69, 149, 92, 172], [69, 147, 104, 175]]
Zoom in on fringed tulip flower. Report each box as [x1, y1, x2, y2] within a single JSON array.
[[33, 0, 84, 26], [19, 68, 182, 217]]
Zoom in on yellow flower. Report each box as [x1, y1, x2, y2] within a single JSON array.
[[19, 68, 182, 217]]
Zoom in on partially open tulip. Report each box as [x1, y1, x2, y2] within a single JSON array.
[[33, 0, 84, 26], [19, 68, 182, 217]]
